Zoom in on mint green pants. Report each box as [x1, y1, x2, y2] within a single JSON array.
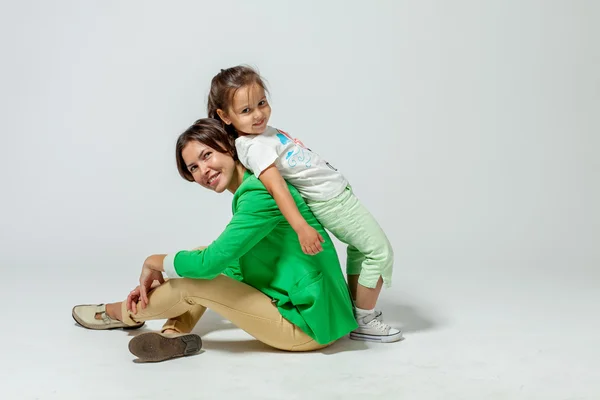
[[307, 186, 394, 289]]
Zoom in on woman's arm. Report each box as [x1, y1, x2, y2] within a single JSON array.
[[141, 245, 207, 274], [259, 164, 324, 255], [154, 189, 285, 280]]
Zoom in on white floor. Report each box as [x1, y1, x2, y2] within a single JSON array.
[[1, 1, 598, 399], [3, 260, 599, 400]]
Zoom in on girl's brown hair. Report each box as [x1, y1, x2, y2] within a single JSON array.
[[207, 65, 268, 137], [175, 118, 237, 182]]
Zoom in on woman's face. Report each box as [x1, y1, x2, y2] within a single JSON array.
[[181, 141, 236, 193]]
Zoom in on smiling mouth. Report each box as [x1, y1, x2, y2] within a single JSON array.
[[207, 172, 220, 186], [253, 119, 265, 126]]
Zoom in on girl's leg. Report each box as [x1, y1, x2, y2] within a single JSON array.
[[308, 187, 394, 303], [347, 274, 384, 310], [308, 187, 401, 342], [118, 275, 328, 352]]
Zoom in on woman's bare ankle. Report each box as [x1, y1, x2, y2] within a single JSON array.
[[162, 328, 179, 335], [103, 302, 123, 321]]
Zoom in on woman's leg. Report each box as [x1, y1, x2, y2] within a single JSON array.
[[119, 275, 329, 352], [161, 305, 207, 333], [160, 245, 208, 334]]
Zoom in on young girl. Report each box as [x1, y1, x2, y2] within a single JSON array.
[[206, 65, 401, 343]]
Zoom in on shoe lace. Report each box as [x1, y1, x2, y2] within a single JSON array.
[[366, 318, 391, 332]]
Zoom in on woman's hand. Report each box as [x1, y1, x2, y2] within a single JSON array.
[[127, 286, 142, 314], [127, 277, 165, 314], [138, 265, 165, 309], [138, 254, 167, 309]]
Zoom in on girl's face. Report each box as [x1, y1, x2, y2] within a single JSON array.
[[181, 141, 237, 193], [218, 83, 271, 136]]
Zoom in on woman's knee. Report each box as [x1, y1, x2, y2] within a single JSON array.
[[160, 278, 198, 297]]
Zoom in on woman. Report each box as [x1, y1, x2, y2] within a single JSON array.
[[72, 118, 358, 362]]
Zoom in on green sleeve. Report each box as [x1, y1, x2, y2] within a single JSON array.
[[222, 259, 243, 282], [173, 189, 282, 279]]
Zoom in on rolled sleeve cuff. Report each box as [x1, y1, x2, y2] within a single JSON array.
[[163, 253, 181, 279]]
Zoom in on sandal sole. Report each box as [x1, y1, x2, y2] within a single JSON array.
[[128, 332, 202, 362]]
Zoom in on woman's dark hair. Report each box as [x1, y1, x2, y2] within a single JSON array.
[[175, 118, 237, 182], [207, 65, 268, 137]]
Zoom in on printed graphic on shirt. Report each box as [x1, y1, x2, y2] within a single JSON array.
[[286, 147, 312, 168], [276, 131, 311, 168], [276, 133, 290, 145], [276, 129, 308, 150], [276, 129, 339, 170], [241, 125, 348, 202]]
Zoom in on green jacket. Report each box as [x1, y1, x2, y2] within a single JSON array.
[[169, 171, 357, 344]]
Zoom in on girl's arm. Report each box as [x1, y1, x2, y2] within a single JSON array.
[[259, 164, 324, 255]]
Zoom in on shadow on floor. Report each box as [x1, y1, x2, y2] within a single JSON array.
[[73, 299, 444, 353], [198, 336, 372, 354], [191, 310, 239, 337], [379, 301, 445, 333]]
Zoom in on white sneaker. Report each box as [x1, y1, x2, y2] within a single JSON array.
[[349, 311, 403, 343]]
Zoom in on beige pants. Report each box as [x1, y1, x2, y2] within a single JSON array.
[[120, 275, 331, 352]]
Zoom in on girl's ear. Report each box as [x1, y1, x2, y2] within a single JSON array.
[[216, 109, 231, 125]]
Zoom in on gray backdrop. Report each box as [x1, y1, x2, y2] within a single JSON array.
[[0, 1, 598, 399]]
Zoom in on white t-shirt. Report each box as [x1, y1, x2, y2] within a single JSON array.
[[235, 126, 348, 202]]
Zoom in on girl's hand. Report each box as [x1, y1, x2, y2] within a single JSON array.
[[297, 225, 325, 255]]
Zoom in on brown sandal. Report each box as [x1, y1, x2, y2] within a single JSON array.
[[128, 332, 202, 362]]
